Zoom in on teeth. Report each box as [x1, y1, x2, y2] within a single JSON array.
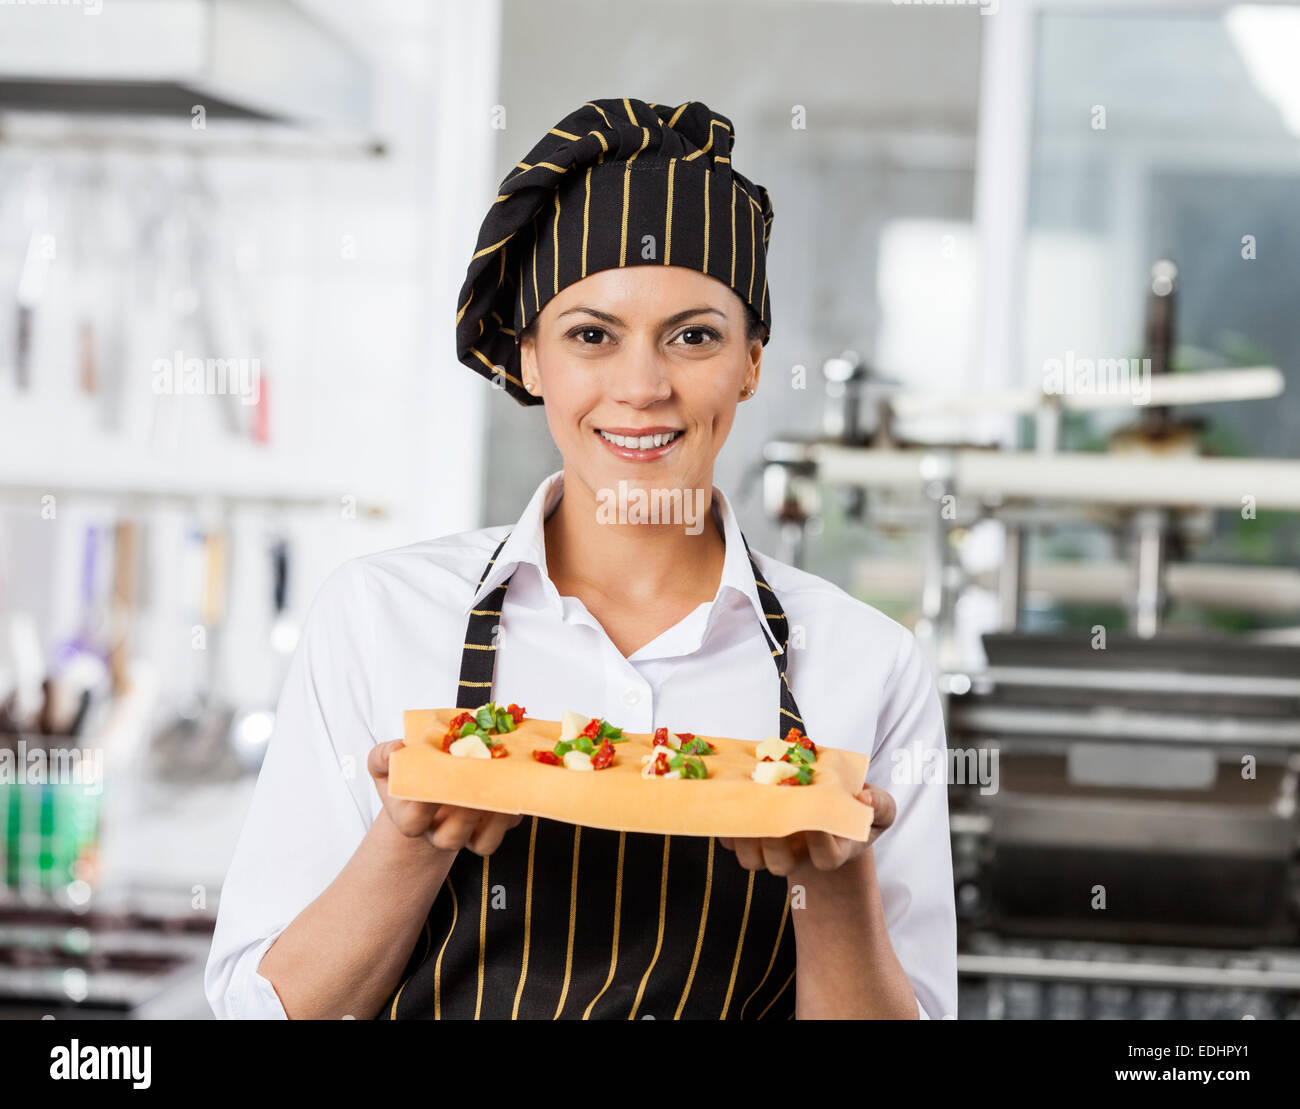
[[599, 430, 680, 449]]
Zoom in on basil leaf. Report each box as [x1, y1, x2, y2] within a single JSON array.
[[574, 736, 594, 754], [475, 707, 495, 731], [459, 720, 478, 737]]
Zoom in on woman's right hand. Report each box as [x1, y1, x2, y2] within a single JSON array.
[[368, 739, 524, 856]]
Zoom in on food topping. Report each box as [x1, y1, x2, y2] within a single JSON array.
[[652, 728, 716, 756], [641, 749, 708, 779], [677, 735, 718, 756], [751, 759, 799, 785], [590, 737, 616, 770], [752, 727, 816, 785], [563, 750, 595, 771], [441, 701, 525, 757], [543, 714, 626, 770], [448, 735, 492, 760]]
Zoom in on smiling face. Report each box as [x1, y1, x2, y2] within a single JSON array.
[[518, 265, 762, 511]]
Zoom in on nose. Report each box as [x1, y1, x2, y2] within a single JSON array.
[[608, 338, 672, 406]]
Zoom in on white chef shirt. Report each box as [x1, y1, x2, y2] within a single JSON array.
[[205, 468, 957, 1020]]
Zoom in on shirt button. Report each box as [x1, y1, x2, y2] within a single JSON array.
[[622, 687, 642, 707]]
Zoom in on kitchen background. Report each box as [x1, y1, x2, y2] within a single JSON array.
[[1, 0, 1299, 1018]]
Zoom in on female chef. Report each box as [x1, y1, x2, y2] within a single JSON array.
[[205, 98, 957, 1021]]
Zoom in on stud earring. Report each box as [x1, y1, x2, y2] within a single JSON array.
[[741, 386, 755, 399]]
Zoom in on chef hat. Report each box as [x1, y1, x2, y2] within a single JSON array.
[[455, 97, 774, 406]]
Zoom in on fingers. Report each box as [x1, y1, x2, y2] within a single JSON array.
[[862, 784, 895, 831], [761, 837, 800, 876], [721, 832, 858, 876], [388, 797, 441, 839], [728, 836, 801, 876], [424, 807, 485, 853], [465, 812, 519, 857], [804, 831, 845, 871], [368, 739, 402, 781], [424, 809, 523, 855]]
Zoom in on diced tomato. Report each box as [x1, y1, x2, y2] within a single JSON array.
[[591, 737, 615, 770], [675, 732, 694, 742], [649, 750, 672, 776], [760, 755, 774, 762], [506, 703, 527, 726], [489, 744, 509, 758], [442, 711, 475, 750], [532, 750, 561, 765], [784, 727, 817, 756], [580, 717, 602, 739], [443, 715, 471, 748], [652, 727, 669, 747]]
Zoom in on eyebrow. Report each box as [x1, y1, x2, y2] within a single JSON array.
[[555, 305, 727, 328]]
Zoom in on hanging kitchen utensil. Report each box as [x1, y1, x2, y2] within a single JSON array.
[[149, 526, 239, 780], [226, 536, 292, 772], [45, 525, 111, 736]]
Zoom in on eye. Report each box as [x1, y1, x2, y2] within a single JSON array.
[[566, 325, 610, 345], [673, 326, 722, 347]]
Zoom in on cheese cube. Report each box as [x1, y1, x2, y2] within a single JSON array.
[[449, 735, 492, 759], [559, 710, 587, 742], [755, 737, 792, 762], [562, 750, 594, 771], [752, 760, 798, 785]]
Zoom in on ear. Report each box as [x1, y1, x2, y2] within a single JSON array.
[[745, 335, 762, 395], [519, 329, 540, 395]]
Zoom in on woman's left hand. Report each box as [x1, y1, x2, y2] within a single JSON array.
[[717, 783, 895, 878]]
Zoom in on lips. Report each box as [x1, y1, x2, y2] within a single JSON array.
[[597, 428, 683, 450], [594, 426, 684, 459]]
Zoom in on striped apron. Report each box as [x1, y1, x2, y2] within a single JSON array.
[[378, 530, 806, 1019]]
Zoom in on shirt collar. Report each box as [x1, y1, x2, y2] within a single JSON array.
[[464, 469, 785, 655]]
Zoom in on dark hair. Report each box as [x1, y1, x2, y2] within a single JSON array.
[[520, 298, 765, 345]]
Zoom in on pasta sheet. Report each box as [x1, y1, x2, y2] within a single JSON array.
[[387, 708, 874, 841]]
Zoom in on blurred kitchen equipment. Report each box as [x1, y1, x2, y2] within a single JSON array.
[[44, 525, 111, 736], [0, 0, 373, 130], [107, 520, 138, 697], [226, 537, 294, 772], [2, 612, 44, 734], [757, 257, 1300, 1019], [14, 225, 52, 391], [0, 887, 215, 1019], [149, 529, 239, 780]]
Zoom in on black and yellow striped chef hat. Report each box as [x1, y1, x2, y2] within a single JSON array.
[[455, 97, 774, 407]]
